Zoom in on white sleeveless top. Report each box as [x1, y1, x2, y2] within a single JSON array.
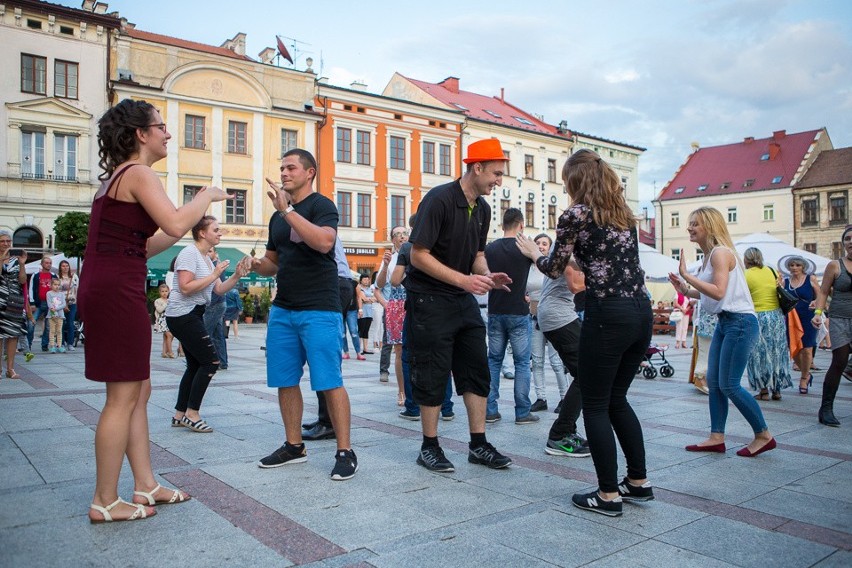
[[697, 247, 755, 315]]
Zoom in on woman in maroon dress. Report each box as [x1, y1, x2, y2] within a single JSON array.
[[79, 99, 230, 523]]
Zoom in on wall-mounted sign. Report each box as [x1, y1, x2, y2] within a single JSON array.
[[344, 247, 378, 256]]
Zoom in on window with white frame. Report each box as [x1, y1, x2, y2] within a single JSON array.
[[422, 141, 435, 174], [281, 129, 298, 156], [356, 193, 371, 228], [225, 190, 247, 224], [227, 121, 247, 154], [54, 60, 78, 99], [53, 133, 77, 180], [356, 130, 371, 165], [763, 204, 775, 221], [671, 249, 680, 261], [727, 207, 737, 223], [390, 195, 406, 229], [439, 144, 451, 176], [337, 191, 351, 227], [390, 136, 406, 170], [21, 130, 45, 178], [696, 249, 704, 262]]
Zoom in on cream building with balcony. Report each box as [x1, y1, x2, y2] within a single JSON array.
[[0, 0, 119, 256]]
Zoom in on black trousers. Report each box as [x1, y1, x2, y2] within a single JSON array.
[[543, 319, 583, 439], [578, 297, 652, 492], [167, 305, 219, 412]]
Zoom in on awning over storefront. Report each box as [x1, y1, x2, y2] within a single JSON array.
[[146, 245, 250, 280]]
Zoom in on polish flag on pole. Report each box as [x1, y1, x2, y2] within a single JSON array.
[[276, 36, 294, 64]]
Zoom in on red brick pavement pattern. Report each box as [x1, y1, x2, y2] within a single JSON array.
[[163, 468, 347, 565]]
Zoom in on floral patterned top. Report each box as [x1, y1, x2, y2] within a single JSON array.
[[536, 204, 648, 299]]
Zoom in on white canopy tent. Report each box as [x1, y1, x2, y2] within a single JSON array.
[[638, 243, 680, 303], [687, 233, 831, 276], [24, 253, 81, 275]]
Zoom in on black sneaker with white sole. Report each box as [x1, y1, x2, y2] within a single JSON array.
[[417, 446, 455, 472], [330, 449, 358, 480], [616, 478, 654, 502], [572, 490, 623, 517], [468, 442, 512, 469], [257, 442, 307, 468]]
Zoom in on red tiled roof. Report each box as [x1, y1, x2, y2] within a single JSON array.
[[794, 147, 852, 189], [126, 28, 254, 61], [657, 129, 824, 202], [403, 75, 569, 139]]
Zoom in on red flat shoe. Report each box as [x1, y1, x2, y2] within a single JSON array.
[[685, 442, 726, 453], [736, 438, 776, 457]]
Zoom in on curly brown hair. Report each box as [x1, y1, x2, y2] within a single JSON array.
[[563, 149, 636, 231], [97, 99, 156, 180]]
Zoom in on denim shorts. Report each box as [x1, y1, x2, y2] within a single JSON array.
[[266, 305, 343, 391]]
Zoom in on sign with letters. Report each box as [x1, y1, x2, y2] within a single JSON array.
[[344, 247, 377, 256]]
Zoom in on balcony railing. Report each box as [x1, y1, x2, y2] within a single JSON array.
[[21, 172, 77, 182]]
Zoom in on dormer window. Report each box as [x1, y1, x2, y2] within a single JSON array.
[[760, 153, 770, 161], [674, 187, 685, 194], [451, 103, 468, 111], [697, 184, 708, 191], [484, 109, 502, 118], [743, 179, 755, 188], [771, 175, 783, 184], [514, 116, 535, 126], [720, 182, 731, 190]]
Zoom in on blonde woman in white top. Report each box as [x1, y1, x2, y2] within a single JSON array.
[[669, 207, 775, 458]]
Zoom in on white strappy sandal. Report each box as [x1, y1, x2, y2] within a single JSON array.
[[133, 483, 190, 506], [89, 498, 153, 523]]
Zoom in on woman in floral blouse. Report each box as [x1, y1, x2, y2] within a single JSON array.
[[517, 149, 654, 517]]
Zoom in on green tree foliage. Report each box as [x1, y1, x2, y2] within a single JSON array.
[[54, 212, 90, 259]]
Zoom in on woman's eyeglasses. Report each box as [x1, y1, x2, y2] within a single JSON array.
[[148, 123, 167, 132]]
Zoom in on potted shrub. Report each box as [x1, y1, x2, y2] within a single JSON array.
[[242, 293, 255, 323], [256, 288, 272, 322]]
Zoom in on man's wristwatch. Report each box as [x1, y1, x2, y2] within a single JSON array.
[[280, 205, 295, 218]]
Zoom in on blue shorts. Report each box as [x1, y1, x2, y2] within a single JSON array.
[[266, 305, 344, 391]]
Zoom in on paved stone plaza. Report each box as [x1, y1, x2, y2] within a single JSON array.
[[0, 325, 849, 567]]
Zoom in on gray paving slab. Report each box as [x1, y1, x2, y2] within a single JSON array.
[[656, 515, 836, 568], [741, 488, 852, 534], [785, 460, 852, 504], [812, 550, 852, 567], [582, 539, 740, 568]]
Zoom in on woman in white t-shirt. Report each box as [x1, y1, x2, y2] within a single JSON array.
[[166, 216, 248, 432], [669, 207, 774, 458]]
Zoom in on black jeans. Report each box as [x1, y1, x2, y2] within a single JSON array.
[[167, 304, 219, 413], [543, 319, 583, 439], [579, 297, 652, 492]]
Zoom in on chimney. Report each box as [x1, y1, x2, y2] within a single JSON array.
[[773, 129, 786, 141], [258, 47, 276, 64], [439, 76, 460, 94], [744, 136, 754, 144], [221, 32, 246, 56], [93, 2, 108, 14], [82, 0, 96, 11], [768, 142, 781, 160], [500, 87, 504, 102], [350, 81, 368, 92]]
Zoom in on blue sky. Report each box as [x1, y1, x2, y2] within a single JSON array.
[[58, 0, 852, 209]]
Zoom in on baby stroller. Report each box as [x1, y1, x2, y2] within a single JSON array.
[[73, 320, 85, 347], [637, 342, 674, 379]]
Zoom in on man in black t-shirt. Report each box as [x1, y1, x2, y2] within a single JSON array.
[[484, 208, 536, 424], [403, 138, 514, 473], [249, 149, 357, 481]]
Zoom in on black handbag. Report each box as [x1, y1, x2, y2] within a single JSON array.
[[770, 268, 798, 314]]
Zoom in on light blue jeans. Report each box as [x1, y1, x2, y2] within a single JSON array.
[[486, 314, 532, 418], [343, 309, 360, 354], [707, 311, 767, 434], [531, 319, 567, 400]]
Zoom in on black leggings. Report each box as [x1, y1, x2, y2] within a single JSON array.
[[167, 305, 219, 412], [822, 344, 849, 409], [357, 317, 372, 339], [578, 297, 653, 493], [543, 319, 583, 439]]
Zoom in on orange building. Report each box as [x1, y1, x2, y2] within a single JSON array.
[[315, 82, 465, 274]]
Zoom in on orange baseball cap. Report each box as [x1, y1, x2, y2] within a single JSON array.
[[463, 138, 508, 164]]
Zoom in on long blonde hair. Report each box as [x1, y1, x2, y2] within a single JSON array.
[[689, 207, 738, 261], [563, 149, 636, 230]]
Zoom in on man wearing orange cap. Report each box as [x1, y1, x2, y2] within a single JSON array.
[[403, 138, 514, 472]]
